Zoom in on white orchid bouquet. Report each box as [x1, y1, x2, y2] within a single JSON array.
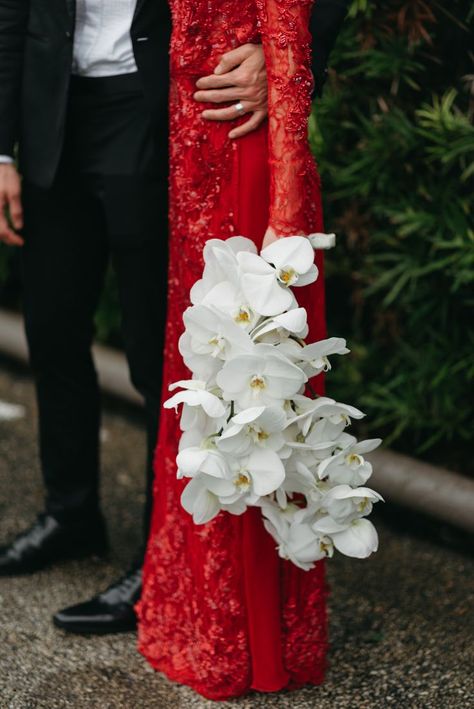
[[164, 235, 382, 570]]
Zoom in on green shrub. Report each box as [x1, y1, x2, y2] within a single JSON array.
[[313, 0, 473, 471]]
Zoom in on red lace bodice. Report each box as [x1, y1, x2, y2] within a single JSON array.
[[169, 0, 320, 242]]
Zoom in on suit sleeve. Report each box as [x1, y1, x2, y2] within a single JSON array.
[[0, 0, 29, 155], [256, 0, 319, 236], [310, 0, 350, 96]]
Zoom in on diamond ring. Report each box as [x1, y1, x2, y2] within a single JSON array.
[[234, 102, 245, 114]]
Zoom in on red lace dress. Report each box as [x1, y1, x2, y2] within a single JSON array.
[[137, 0, 328, 699]]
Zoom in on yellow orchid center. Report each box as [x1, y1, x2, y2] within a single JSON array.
[[250, 375, 266, 390], [277, 267, 298, 287], [234, 307, 251, 324], [346, 453, 363, 467], [320, 539, 332, 555], [208, 334, 225, 356], [233, 472, 251, 491]]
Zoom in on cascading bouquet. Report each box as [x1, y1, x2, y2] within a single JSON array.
[[164, 235, 383, 570]]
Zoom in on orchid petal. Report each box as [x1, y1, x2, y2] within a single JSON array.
[[261, 236, 315, 273], [331, 519, 379, 558]]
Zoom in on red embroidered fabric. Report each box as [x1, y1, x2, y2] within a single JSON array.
[[137, 0, 328, 700]]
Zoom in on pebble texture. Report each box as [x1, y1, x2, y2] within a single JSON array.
[[0, 363, 473, 709]]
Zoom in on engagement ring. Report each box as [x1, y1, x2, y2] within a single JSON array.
[[234, 102, 245, 114]]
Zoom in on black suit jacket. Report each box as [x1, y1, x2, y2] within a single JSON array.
[[310, 0, 350, 96], [0, 0, 349, 189], [0, 0, 171, 187]]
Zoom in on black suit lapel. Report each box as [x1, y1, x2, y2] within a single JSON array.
[[133, 0, 147, 22]]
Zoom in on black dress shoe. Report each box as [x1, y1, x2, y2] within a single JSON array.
[[53, 566, 142, 635], [0, 513, 108, 576]]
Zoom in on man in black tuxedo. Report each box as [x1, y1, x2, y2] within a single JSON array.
[[0, 0, 350, 634]]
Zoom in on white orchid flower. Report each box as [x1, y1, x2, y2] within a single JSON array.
[[237, 236, 318, 316], [282, 419, 344, 464], [178, 405, 227, 451], [179, 428, 216, 451], [181, 475, 237, 524], [178, 399, 226, 435], [280, 461, 329, 506], [217, 406, 287, 456], [278, 337, 349, 377], [321, 484, 383, 525], [313, 517, 379, 558], [260, 236, 318, 285], [178, 331, 223, 384], [181, 477, 220, 524], [284, 414, 367, 467], [216, 344, 306, 409], [190, 236, 256, 305], [317, 437, 382, 486], [183, 304, 253, 360], [176, 447, 230, 480], [251, 308, 309, 343], [297, 337, 350, 376], [226, 448, 286, 498], [181, 446, 289, 525], [164, 380, 226, 418], [197, 450, 286, 514], [261, 501, 331, 570], [200, 281, 260, 330], [289, 395, 364, 437]]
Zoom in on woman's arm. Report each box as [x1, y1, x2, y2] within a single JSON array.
[[256, 0, 318, 243]]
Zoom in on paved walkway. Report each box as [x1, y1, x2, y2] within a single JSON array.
[[0, 363, 472, 709]]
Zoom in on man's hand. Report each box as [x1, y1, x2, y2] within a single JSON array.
[[0, 164, 23, 246], [194, 44, 268, 140]]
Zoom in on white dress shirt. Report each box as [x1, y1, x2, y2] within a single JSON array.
[[72, 0, 138, 77], [0, 0, 139, 162]]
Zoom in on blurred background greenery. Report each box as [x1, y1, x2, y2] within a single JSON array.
[[0, 0, 472, 472], [311, 0, 473, 473]]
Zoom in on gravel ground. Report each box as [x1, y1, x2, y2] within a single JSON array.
[[0, 361, 473, 709]]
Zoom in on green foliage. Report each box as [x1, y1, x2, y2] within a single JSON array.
[[312, 0, 473, 470]]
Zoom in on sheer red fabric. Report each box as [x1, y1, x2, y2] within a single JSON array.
[[137, 0, 328, 699]]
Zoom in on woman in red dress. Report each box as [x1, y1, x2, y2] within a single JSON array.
[[138, 0, 328, 699]]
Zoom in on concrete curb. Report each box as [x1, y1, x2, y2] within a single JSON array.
[[1, 308, 473, 533]]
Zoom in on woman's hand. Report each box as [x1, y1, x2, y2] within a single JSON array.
[[262, 225, 282, 250]]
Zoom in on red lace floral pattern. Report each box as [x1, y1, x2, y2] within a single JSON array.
[[138, 0, 328, 699]]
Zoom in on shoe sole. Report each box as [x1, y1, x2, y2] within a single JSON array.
[[0, 545, 110, 577], [53, 616, 137, 636]]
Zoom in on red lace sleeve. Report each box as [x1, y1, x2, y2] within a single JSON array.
[[256, 0, 317, 236]]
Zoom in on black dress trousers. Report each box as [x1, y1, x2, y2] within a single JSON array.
[[21, 73, 168, 542]]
